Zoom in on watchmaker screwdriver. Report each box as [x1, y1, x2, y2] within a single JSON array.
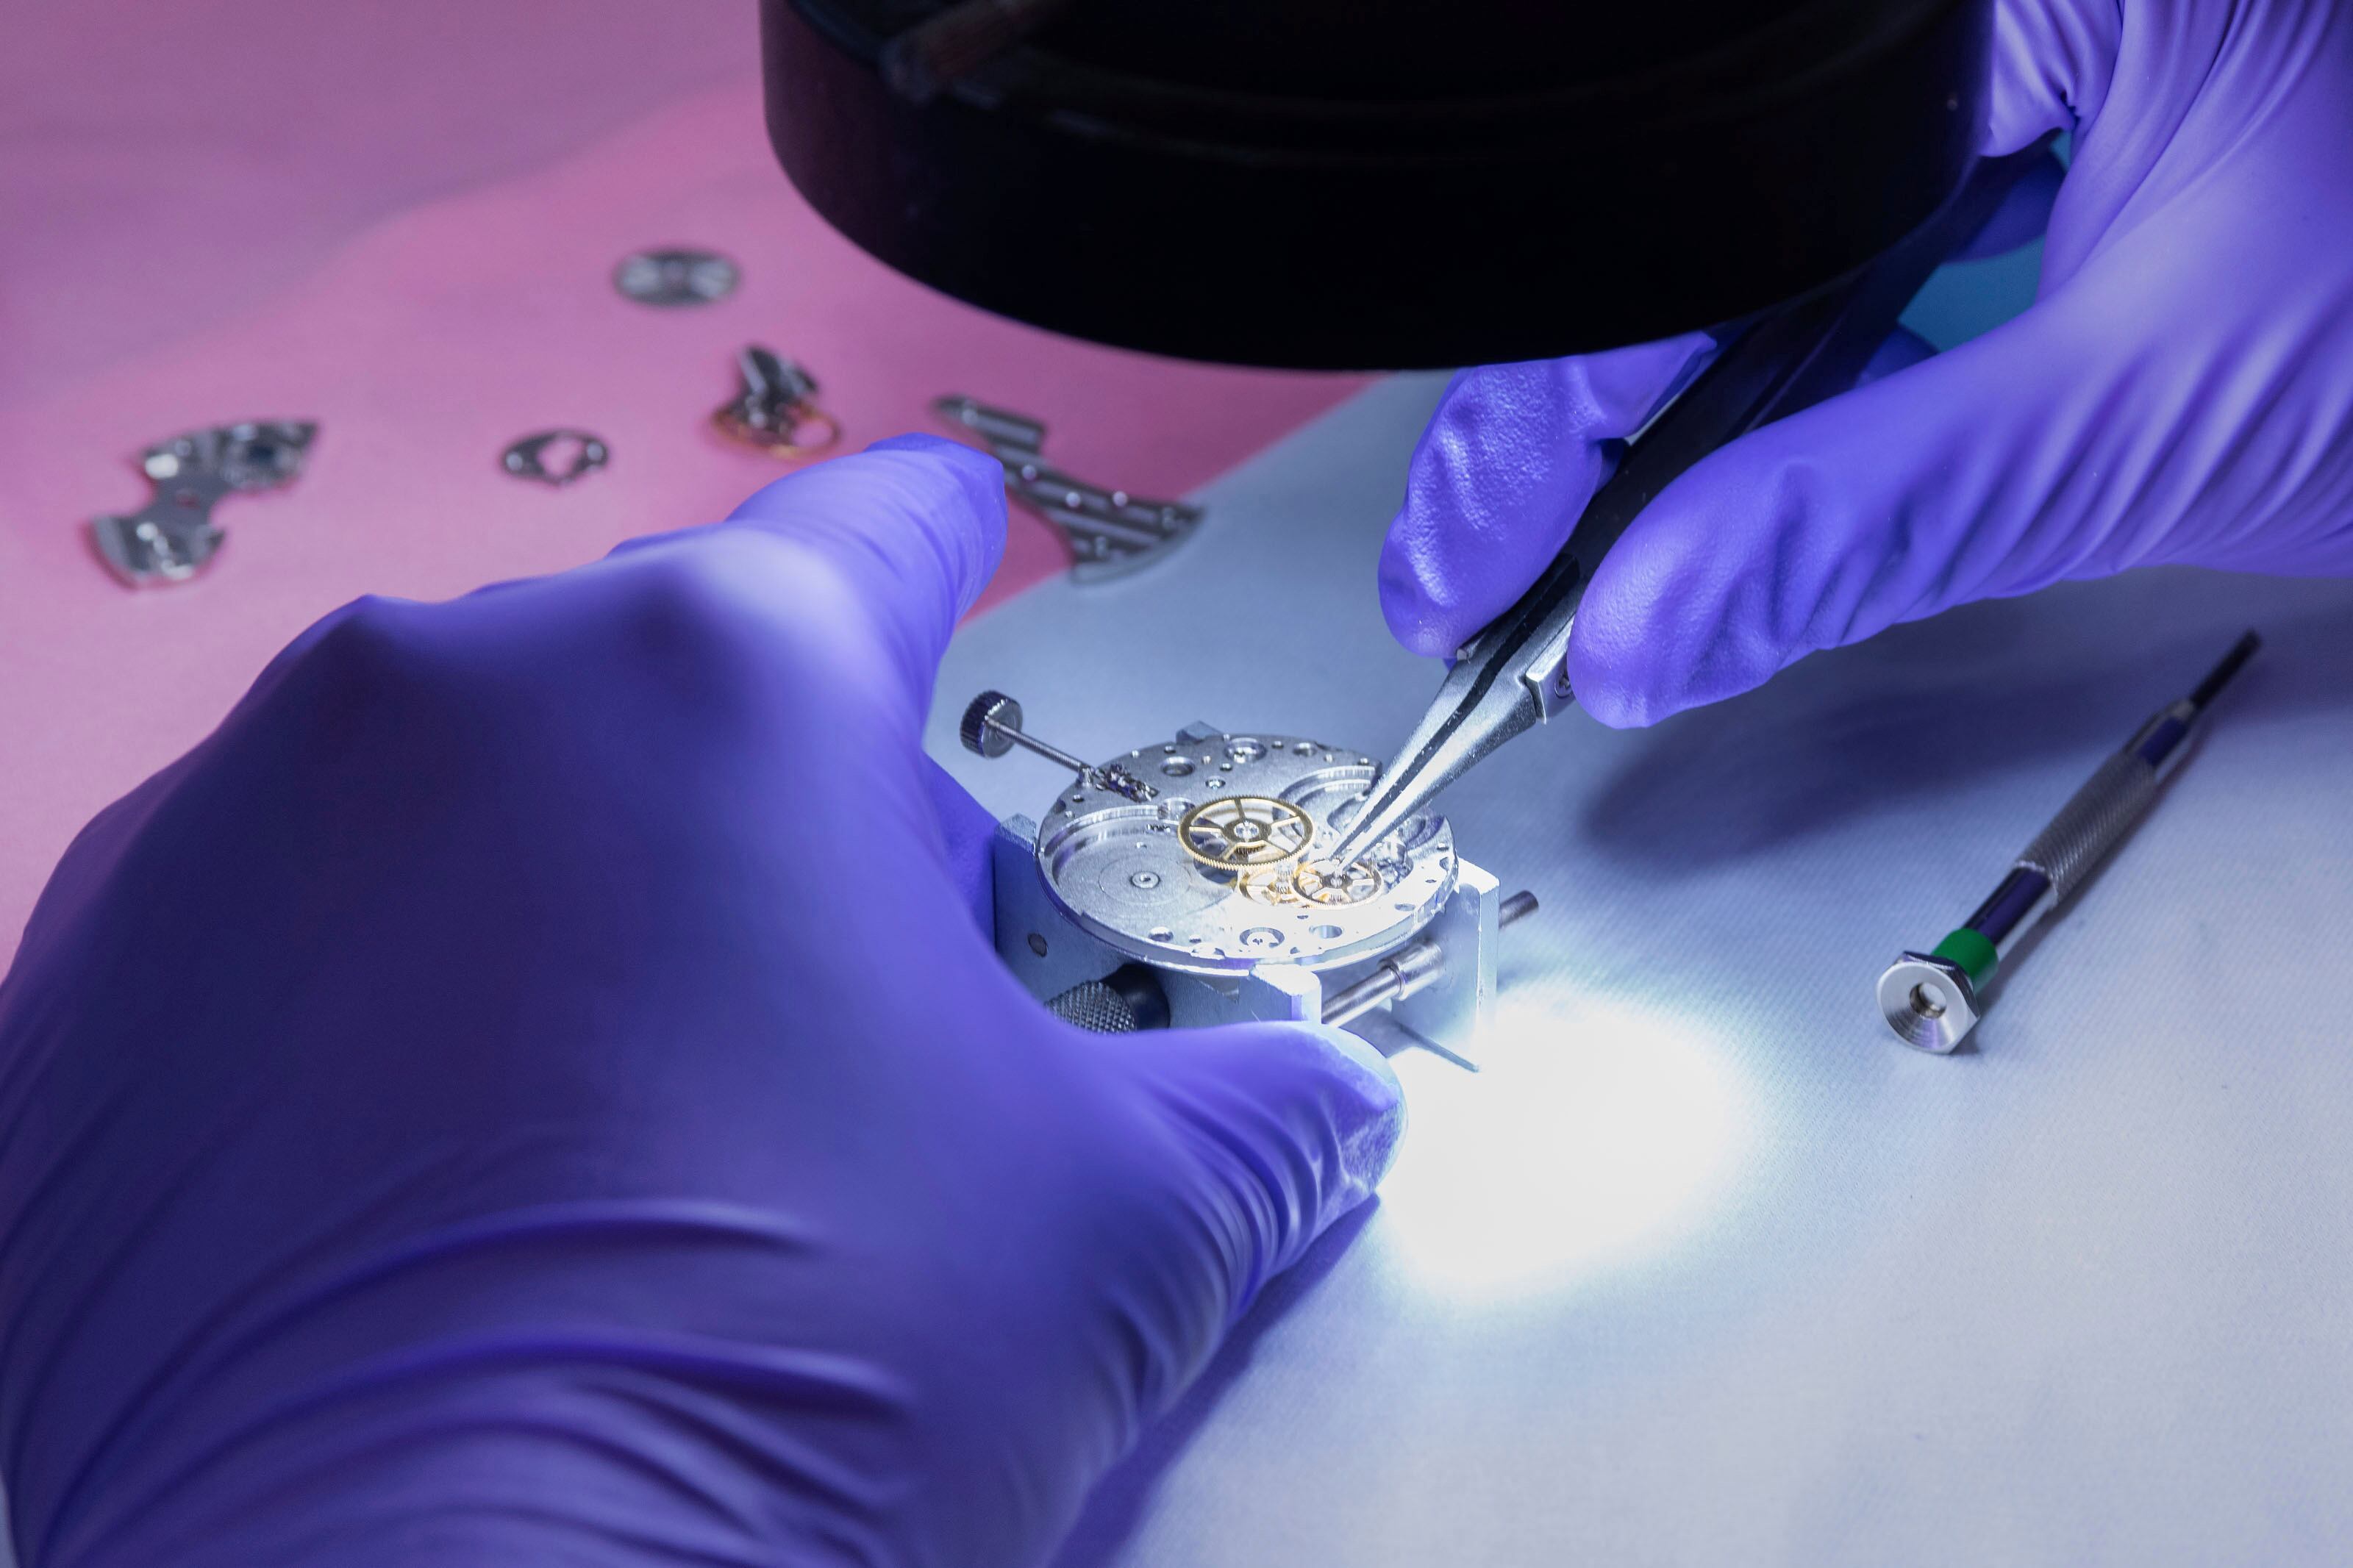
[[1879, 630, 2261, 1053]]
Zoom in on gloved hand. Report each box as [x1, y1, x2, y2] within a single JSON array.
[[0, 437, 1402, 1567], [1382, 1, 2353, 726]]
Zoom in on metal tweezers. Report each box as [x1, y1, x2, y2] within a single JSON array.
[[1325, 140, 2057, 870]]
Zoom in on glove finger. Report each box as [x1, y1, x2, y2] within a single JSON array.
[[1854, 326, 1937, 388], [921, 757, 999, 939], [1125, 1020, 1403, 1343], [713, 434, 1009, 716], [1380, 335, 1713, 659], [1985, 0, 2113, 155], [1566, 293, 2100, 727], [1951, 144, 2066, 260]]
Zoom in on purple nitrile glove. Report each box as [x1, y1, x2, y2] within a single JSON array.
[[1382, 1, 2353, 726], [0, 436, 1401, 1567]]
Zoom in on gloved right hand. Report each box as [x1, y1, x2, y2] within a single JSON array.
[[0, 437, 1402, 1567], [1381, 0, 2353, 727]]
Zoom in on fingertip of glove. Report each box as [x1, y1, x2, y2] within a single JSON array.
[[1377, 529, 1467, 660], [863, 435, 1010, 616], [1251, 1020, 1407, 1191], [866, 432, 1012, 509], [1313, 1022, 1404, 1107], [718, 436, 1010, 623], [724, 434, 1005, 528], [1562, 589, 1672, 730]]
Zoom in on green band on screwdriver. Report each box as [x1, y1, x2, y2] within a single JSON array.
[[1931, 927, 1999, 984]]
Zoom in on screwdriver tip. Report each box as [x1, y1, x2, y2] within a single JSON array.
[[2188, 629, 2261, 712]]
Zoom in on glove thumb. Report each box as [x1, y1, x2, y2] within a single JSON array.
[[1118, 1018, 1404, 1396]]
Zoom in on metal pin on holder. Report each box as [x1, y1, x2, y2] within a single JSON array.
[[935, 395, 1203, 581], [1879, 631, 2262, 1053], [90, 420, 317, 587]]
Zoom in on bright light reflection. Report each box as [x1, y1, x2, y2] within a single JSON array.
[[1374, 992, 1752, 1300]]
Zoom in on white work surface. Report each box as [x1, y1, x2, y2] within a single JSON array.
[[929, 376, 2353, 1568]]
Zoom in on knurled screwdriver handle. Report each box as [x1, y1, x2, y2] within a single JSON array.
[[2013, 748, 2163, 900]]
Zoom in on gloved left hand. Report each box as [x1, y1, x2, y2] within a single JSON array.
[[0, 437, 1401, 1567]]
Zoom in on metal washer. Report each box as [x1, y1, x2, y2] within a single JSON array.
[[501, 430, 610, 487]]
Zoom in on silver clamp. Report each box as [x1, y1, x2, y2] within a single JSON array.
[[713, 346, 841, 459], [501, 430, 610, 487], [89, 420, 317, 587], [933, 395, 1203, 581]]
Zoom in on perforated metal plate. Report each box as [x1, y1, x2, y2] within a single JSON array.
[[1032, 729, 1457, 974]]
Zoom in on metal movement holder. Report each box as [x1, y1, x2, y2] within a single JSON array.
[[963, 690, 1532, 1065], [1879, 631, 2261, 1053]]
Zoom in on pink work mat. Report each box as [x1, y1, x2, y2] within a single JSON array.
[[0, 85, 1368, 963]]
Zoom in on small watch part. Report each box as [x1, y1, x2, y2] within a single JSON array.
[[1237, 858, 1382, 909], [713, 346, 841, 459], [999, 713, 1465, 975], [613, 248, 740, 307], [1088, 762, 1157, 804], [934, 394, 1204, 582], [957, 690, 1158, 803], [1176, 796, 1315, 870], [501, 429, 610, 487], [89, 420, 318, 588], [1290, 857, 1383, 906]]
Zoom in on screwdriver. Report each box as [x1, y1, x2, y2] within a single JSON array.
[[1878, 630, 2261, 1053]]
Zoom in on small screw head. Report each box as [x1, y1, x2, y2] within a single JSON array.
[[1877, 952, 1982, 1053], [960, 691, 1022, 759]]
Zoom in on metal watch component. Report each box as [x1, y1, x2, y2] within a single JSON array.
[[960, 690, 1156, 803], [934, 395, 1202, 582], [1176, 796, 1315, 870], [89, 420, 317, 587], [613, 247, 740, 307], [965, 692, 1534, 1063], [501, 429, 610, 487], [713, 346, 840, 459], [1879, 631, 2260, 1053]]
